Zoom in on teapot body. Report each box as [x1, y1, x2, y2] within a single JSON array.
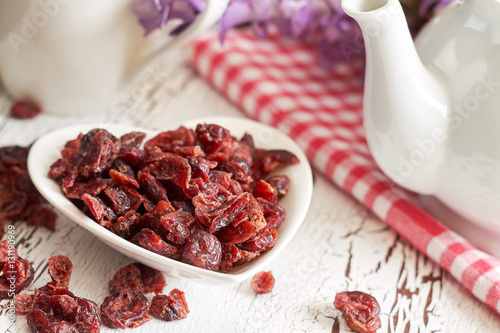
[[415, 0, 500, 229], [0, 0, 148, 115]]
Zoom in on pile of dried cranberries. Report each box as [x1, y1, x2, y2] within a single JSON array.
[[48, 123, 299, 272]]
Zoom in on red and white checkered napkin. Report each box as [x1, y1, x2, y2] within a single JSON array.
[[189, 29, 500, 314]]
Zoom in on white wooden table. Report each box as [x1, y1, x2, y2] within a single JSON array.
[[1, 49, 499, 333]]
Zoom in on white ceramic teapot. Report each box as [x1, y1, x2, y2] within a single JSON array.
[[0, 0, 228, 115], [342, 0, 500, 233]]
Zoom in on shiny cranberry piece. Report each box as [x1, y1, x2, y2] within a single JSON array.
[[182, 229, 221, 271], [48, 255, 73, 288], [0, 257, 35, 298], [149, 288, 189, 321], [100, 288, 151, 329], [334, 291, 382, 333], [251, 271, 275, 294], [50, 295, 101, 333], [27, 309, 79, 333], [11, 100, 41, 119], [78, 129, 120, 178]]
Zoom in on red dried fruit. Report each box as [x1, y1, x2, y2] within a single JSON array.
[[26, 205, 57, 231], [0, 239, 17, 260], [238, 229, 277, 252], [253, 179, 277, 203], [144, 153, 192, 189], [104, 187, 131, 215], [78, 129, 120, 178], [27, 309, 79, 333], [15, 293, 34, 314], [112, 211, 142, 239], [50, 294, 101, 333], [82, 194, 117, 227], [334, 291, 382, 333], [133, 263, 166, 295], [196, 123, 237, 155], [63, 180, 108, 200], [252, 149, 299, 180], [138, 171, 170, 205], [100, 288, 151, 329], [118, 132, 146, 166], [251, 271, 275, 294], [132, 228, 181, 259], [258, 198, 286, 231], [108, 264, 144, 295], [182, 229, 221, 271], [160, 210, 193, 244], [144, 126, 196, 153], [32, 285, 75, 314], [149, 288, 189, 321], [48, 255, 73, 288], [0, 257, 35, 298], [267, 175, 291, 199], [11, 100, 41, 119], [220, 245, 257, 272]]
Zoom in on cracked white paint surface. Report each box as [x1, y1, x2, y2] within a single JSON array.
[[1, 50, 499, 333]]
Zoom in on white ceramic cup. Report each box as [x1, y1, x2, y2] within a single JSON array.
[[0, 0, 228, 115]]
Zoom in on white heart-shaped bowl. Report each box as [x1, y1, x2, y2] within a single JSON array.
[[28, 117, 313, 284]]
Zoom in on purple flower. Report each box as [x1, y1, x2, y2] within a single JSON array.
[[133, 0, 452, 67], [133, 0, 204, 35]]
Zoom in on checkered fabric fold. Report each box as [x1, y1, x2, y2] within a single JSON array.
[[189, 29, 500, 314]]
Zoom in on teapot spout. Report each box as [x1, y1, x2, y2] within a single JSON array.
[[342, 0, 449, 194]]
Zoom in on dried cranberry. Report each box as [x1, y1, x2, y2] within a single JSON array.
[[132, 228, 181, 259], [27, 309, 79, 333], [144, 153, 192, 189], [182, 229, 221, 271], [133, 263, 166, 295], [32, 285, 75, 314], [334, 291, 382, 333], [15, 293, 34, 314], [196, 123, 237, 154], [138, 171, 170, 205], [48, 255, 73, 288], [144, 126, 196, 153], [82, 194, 117, 227], [0, 257, 34, 298], [251, 271, 275, 294], [253, 179, 277, 203], [149, 288, 189, 321], [108, 264, 144, 295], [252, 149, 299, 180], [11, 100, 41, 119], [267, 175, 291, 199], [78, 129, 120, 178], [100, 288, 151, 329], [238, 229, 277, 252], [26, 205, 57, 231], [112, 211, 142, 239], [50, 295, 101, 333]]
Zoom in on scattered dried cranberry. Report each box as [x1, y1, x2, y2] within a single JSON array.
[[0, 240, 34, 298], [250, 271, 275, 294], [334, 291, 381, 333], [0, 145, 56, 231], [11, 100, 41, 119], [100, 288, 151, 329], [15, 293, 34, 314], [149, 288, 189, 321], [48, 255, 73, 288], [49, 124, 299, 272], [16, 255, 102, 333], [27, 309, 79, 333]]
